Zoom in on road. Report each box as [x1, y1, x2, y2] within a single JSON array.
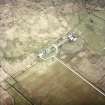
[[55, 57, 105, 97]]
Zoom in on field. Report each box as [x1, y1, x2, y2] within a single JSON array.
[[4, 60, 105, 105], [0, 0, 105, 105]]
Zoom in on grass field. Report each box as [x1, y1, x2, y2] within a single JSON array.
[[0, 0, 105, 105], [6, 59, 105, 105]]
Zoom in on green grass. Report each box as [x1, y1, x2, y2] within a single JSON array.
[[74, 13, 105, 55]]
